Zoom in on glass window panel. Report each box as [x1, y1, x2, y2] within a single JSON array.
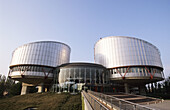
[[86, 68, 90, 83]]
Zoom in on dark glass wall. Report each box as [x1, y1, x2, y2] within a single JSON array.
[[56, 66, 108, 85]]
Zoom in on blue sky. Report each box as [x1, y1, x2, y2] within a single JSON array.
[[0, 0, 170, 78]]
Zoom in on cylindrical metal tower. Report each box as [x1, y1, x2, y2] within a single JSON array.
[[94, 36, 164, 85], [9, 41, 71, 85]]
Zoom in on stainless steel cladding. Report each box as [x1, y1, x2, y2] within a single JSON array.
[[9, 41, 71, 84], [95, 36, 164, 82], [10, 41, 71, 67], [94, 36, 163, 69]]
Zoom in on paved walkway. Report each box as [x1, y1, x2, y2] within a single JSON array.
[[106, 93, 162, 105], [146, 100, 170, 110], [90, 91, 170, 110]]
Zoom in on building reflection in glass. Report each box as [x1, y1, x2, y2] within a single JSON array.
[[53, 63, 109, 93]]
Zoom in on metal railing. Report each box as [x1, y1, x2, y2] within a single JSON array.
[[82, 91, 109, 110], [88, 90, 154, 110]]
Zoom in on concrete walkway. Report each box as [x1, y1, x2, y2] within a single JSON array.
[[146, 100, 170, 110], [106, 93, 162, 105]]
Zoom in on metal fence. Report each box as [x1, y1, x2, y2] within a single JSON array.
[[82, 91, 109, 110], [88, 90, 154, 110]]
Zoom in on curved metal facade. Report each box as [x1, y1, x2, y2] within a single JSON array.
[[95, 36, 163, 69], [9, 41, 71, 84], [94, 36, 164, 81], [10, 41, 70, 67]]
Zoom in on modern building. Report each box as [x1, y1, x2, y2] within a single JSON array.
[[9, 41, 71, 95], [8, 36, 164, 95], [94, 36, 164, 94], [53, 62, 109, 93]]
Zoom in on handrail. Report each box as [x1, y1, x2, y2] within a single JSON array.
[[82, 91, 109, 110], [88, 90, 154, 110], [88, 91, 120, 110]]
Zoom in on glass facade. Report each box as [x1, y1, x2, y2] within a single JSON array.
[[53, 63, 108, 92], [58, 67, 108, 84], [10, 65, 54, 77], [109, 66, 163, 79], [11, 65, 54, 72], [8, 38, 164, 94]]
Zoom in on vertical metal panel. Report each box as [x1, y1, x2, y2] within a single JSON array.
[[10, 41, 71, 67], [94, 36, 163, 68]]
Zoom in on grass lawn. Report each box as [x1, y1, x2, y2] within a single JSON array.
[[0, 92, 82, 110]]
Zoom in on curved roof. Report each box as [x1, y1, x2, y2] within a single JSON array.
[[95, 36, 160, 54], [10, 41, 71, 67], [58, 62, 106, 68], [13, 41, 71, 53]]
